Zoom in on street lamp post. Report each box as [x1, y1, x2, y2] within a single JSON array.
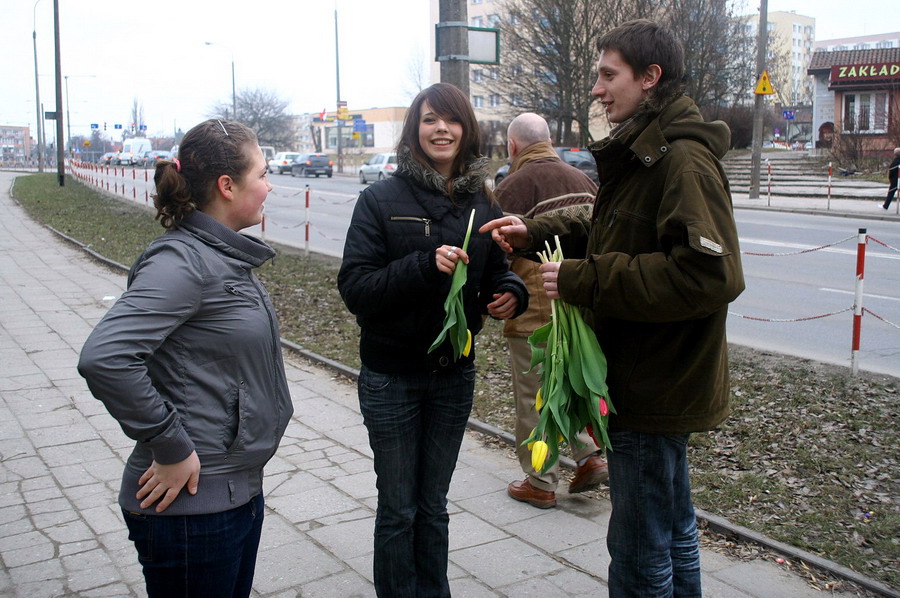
[[204, 41, 236, 120], [64, 74, 95, 154], [33, 0, 43, 172]]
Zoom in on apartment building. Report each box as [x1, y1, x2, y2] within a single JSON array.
[[1, 126, 33, 162], [742, 11, 816, 106], [816, 32, 900, 51]]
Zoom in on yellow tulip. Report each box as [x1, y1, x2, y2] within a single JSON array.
[[535, 388, 543, 412], [462, 329, 473, 357], [531, 440, 549, 472]]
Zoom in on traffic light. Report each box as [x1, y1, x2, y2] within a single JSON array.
[[103, 122, 107, 131]]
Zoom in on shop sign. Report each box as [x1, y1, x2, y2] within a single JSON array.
[[830, 62, 900, 83]]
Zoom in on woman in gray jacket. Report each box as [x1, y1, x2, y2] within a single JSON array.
[[78, 119, 293, 598]]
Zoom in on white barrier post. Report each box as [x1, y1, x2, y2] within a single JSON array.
[[766, 158, 771, 206], [850, 227, 867, 376], [827, 162, 833, 210]]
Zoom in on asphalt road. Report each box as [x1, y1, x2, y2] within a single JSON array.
[[80, 166, 900, 377]]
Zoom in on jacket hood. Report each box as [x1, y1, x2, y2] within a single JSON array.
[[598, 96, 730, 163], [178, 210, 275, 268]]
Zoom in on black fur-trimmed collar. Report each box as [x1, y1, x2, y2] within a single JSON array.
[[396, 146, 490, 197]]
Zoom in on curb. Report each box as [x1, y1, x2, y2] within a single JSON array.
[[29, 199, 897, 598]]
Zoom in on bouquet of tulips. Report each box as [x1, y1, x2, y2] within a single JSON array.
[[429, 209, 476, 360], [523, 236, 615, 474]]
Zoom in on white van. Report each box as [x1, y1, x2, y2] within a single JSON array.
[[118, 138, 153, 166]]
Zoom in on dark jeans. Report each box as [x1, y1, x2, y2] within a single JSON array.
[[606, 429, 701, 598], [122, 493, 264, 598], [358, 363, 476, 598]]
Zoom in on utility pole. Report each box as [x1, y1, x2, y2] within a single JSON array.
[[32, 0, 43, 173], [53, 0, 64, 186], [437, 0, 469, 95], [749, 0, 768, 199], [335, 9, 343, 174]]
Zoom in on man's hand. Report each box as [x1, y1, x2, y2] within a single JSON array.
[[137, 451, 201, 513], [478, 216, 529, 253], [487, 292, 518, 319], [539, 261, 562, 300]]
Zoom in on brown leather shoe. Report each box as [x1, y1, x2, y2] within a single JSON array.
[[507, 478, 556, 509], [568, 454, 609, 494]]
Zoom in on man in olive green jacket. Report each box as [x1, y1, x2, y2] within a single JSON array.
[[481, 20, 744, 598]]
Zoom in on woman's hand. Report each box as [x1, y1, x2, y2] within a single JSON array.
[[478, 216, 529, 253], [539, 261, 562, 300], [436, 244, 469, 275], [136, 451, 201, 513], [487, 292, 518, 320]]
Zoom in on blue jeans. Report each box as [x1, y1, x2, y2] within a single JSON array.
[[358, 363, 476, 598], [122, 493, 265, 598], [606, 429, 701, 598]]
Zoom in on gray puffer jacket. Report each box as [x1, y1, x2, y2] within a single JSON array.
[[78, 210, 293, 516]]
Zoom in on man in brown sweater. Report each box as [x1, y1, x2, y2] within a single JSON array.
[[494, 113, 607, 509]]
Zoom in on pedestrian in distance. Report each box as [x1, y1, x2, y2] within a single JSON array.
[[882, 147, 900, 210], [77, 119, 294, 598], [494, 112, 608, 510], [480, 20, 745, 597], [337, 82, 528, 598]]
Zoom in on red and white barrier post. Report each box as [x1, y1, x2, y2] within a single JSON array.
[[850, 227, 867, 375], [305, 185, 311, 257], [766, 158, 772, 206]]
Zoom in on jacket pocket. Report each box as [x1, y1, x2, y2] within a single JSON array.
[[224, 283, 260, 306], [221, 385, 242, 452], [685, 221, 733, 257]]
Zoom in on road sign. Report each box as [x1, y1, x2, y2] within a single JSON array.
[[44, 111, 57, 120], [353, 119, 366, 133], [91, 123, 99, 129], [782, 110, 795, 120], [114, 124, 123, 130], [754, 70, 775, 95]]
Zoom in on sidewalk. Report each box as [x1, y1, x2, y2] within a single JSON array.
[[0, 169, 878, 597]]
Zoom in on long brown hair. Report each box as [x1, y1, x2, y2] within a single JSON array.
[[398, 83, 482, 182], [152, 119, 257, 229]]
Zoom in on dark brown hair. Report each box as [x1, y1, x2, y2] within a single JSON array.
[[152, 119, 258, 229], [398, 83, 482, 182], [596, 19, 685, 108]]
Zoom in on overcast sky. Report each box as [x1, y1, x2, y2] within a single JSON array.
[[0, 0, 894, 146]]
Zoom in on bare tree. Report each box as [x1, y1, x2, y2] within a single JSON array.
[[127, 98, 146, 139], [211, 88, 297, 150], [663, 0, 755, 111], [404, 44, 431, 103]]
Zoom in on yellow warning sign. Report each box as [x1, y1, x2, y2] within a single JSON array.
[[754, 70, 775, 95]]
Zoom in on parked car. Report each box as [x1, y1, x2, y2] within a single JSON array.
[[136, 150, 155, 167], [98, 152, 116, 166], [117, 138, 152, 166], [268, 152, 301, 174], [494, 146, 598, 186], [291, 153, 333, 178], [359, 153, 398, 183]]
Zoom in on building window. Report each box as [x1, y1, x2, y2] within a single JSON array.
[[472, 16, 484, 27], [510, 94, 522, 107], [473, 95, 484, 108], [488, 14, 501, 27], [473, 69, 484, 83], [490, 94, 501, 107], [843, 93, 888, 133]]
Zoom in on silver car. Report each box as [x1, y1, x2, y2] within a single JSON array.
[[359, 153, 398, 183]]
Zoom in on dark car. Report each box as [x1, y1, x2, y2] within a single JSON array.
[[494, 146, 598, 186], [291, 153, 333, 178]]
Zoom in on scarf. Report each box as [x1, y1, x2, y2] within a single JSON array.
[[396, 146, 490, 197], [508, 141, 558, 176]]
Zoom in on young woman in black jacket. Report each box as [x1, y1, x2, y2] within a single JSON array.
[[338, 83, 527, 597]]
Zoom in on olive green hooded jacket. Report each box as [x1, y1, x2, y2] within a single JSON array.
[[524, 96, 745, 434]]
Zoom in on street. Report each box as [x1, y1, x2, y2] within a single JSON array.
[[73, 163, 900, 377]]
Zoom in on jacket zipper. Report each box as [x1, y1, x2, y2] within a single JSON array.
[[390, 216, 431, 236], [224, 283, 260, 305]]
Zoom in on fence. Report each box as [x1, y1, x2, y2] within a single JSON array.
[[731, 227, 900, 375]]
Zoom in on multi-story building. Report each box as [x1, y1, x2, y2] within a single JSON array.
[[1, 126, 33, 163], [742, 11, 816, 106], [815, 32, 900, 51]]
